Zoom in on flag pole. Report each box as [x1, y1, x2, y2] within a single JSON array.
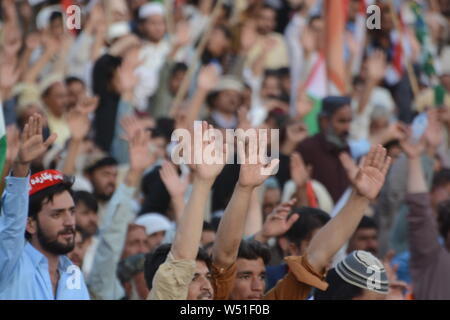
[[169, 0, 225, 117], [388, 0, 420, 99]]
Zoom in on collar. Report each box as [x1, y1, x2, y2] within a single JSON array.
[[25, 242, 74, 272], [317, 133, 350, 154]]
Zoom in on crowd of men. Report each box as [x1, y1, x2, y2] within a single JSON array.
[[1, 0, 450, 300]]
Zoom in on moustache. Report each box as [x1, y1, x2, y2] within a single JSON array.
[[58, 228, 75, 236]]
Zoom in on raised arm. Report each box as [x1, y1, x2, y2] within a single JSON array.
[[306, 145, 391, 274], [88, 125, 155, 299], [171, 121, 225, 260], [0, 115, 56, 286], [212, 138, 280, 268], [402, 111, 444, 269], [63, 96, 99, 175]]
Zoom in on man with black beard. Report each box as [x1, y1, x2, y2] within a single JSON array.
[[297, 96, 353, 203], [0, 114, 90, 299], [84, 155, 118, 224]]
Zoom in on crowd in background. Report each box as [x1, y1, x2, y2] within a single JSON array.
[[1, 0, 450, 300]]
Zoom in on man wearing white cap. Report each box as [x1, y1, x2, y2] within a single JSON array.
[[205, 76, 245, 130], [135, 213, 172, 252], [134, 2, 171, 111]]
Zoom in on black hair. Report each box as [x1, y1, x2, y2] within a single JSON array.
[[314, 268, 363, 300], [437, 200, 450, 239], [285, 207, 330, 247], [264, 69, 281, 79], [27, 180, 74, 240], [357, 216, 378, 231], [85, 156, 118, 174], [277, 67, 290, 78], [153, 117, 175, 143], [260, 4, 277, 13], [144, 244, 211, 290], [65, 76, 85, 87], [432, 169, 450, 191], [203, 221, 216, 232], [49, 11, 63, 23], [170, 62, 188, 77], [237, 240, 271, 265], [308, 15, 323, 26], [73, 191, 98, 213]]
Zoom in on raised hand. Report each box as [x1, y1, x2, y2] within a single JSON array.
[[67, 96, 99, 141], [0, 61, 19, 100], [237, 132, 280, 188], [240, 21, 257, 54], [290, 152, 309, 188], [286, 121, 308, 145], [353, 145, 391, 200], [366, 50, 387, 83], [128, 127, 156, 173], [383, 250, 409, 300], [14, 114, 57, 177], [160, 160, 189, 198], [424, 109, 443, 151], [399, 127, 426, 159], [174, 20, 191, 47], [258, 199, 299, 241], [191, 121, 225, 182], [197, 64, 220, 92], [295, 90, 314, 119]]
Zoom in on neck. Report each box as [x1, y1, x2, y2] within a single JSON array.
[[30, 238, 60, 274]]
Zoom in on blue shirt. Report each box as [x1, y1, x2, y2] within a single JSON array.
[[0, 175, 90, 300]]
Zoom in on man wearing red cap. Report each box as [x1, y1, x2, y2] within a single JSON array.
[[0, 114, 90, 299]]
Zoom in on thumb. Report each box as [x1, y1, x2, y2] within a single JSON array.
[[286, 213, 300, 229], [43, 133, 58, 148]]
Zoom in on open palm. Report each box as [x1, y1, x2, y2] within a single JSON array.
[[18, 115, 57, 164], [353, 145, 391, 200]]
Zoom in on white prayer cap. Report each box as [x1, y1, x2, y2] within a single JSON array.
[[107, 21, 131, 43], [138, 2, 165, 20], [135, 213, 171, 236], [36, 5, 63, 30]]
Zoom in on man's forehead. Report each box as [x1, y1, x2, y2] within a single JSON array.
[[195, 260, 210, 274], [236, 258, 266, 272], [42, 191, 75, 209]]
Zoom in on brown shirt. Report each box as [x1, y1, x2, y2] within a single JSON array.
[[211, 255, 328, 300], [297, 133, 350, 203]]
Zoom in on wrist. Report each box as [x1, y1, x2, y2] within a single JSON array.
[[350, 189, 372, 203], [236, 183, 255, 193]]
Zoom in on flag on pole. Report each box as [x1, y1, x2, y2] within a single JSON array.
[[302, 53, 327, 134], [351, 0, 368, 75], [325, 0, 349, 95]]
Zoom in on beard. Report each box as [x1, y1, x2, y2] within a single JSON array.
[[325, 127, 349, 150], [36, 223, 75, 255]]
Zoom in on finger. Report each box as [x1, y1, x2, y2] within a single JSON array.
[[365, 145, 377, 167], [264, 158, 280, 176], [381, 156, 392, 176], [43, 133, 57, 148], [22, 123, 30, 142], [286, 213, 300, 229], [36, 114, 43, 136], [374, 145, 387, 170]]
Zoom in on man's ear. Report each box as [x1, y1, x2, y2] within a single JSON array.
[[318, 115, 329, 132], [26, 217, 37, 237], [287, 242, 300, 256], [278, 237, 289, 254]]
